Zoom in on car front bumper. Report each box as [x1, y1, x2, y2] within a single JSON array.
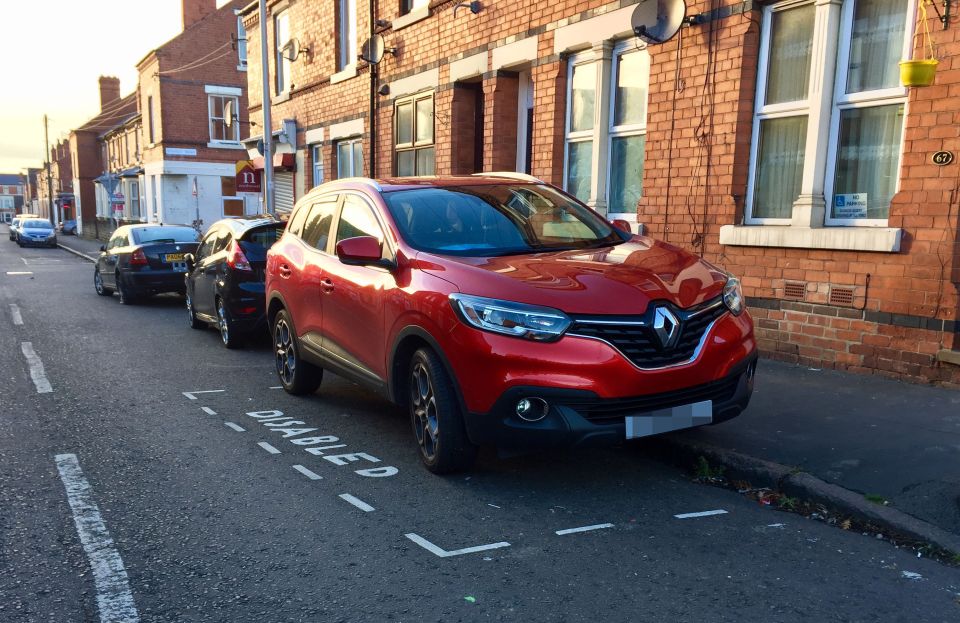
[[19, 236, 57, 247]]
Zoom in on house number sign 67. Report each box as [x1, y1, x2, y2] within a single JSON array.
[[932, 151, 954, 166]]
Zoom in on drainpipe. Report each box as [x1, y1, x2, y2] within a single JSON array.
[[368, 0, 377, 177]]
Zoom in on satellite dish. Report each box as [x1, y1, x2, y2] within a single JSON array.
[[281, 38, 307, 62], [360, 34, 396, 64], [631, 0, 687, 45]]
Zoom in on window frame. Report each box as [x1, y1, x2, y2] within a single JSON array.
[[208, 94, 241, 145], [605, 42, 650, 216], [337, 0, 357, 72], [236, 12, 248, 70], [393, 91, 435, 176], [336, 138, 363, 179], [274, 9, 291, 96], [563, 55, 596, 204], [400, 0, 429, 15], [311, 144, 324, 188]]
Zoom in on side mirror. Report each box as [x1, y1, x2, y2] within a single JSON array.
[[99, 245, 106, 252], [184, 253, 195, 269], [612, 219, 633, 234], [336, 236, 383, 266]]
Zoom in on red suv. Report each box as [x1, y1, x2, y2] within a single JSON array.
[[266, 175, 757, 473]]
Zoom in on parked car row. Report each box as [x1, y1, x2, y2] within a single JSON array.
[[92, 174, 758, 474], [8, 215, 57, 248]]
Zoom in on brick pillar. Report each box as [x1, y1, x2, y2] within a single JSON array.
[[530, 60, 567, 186], [450, 83, 482, 174], [482, 72, 519, 172]]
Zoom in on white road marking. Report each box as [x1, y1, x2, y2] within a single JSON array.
[[674, 509, 728, 519], [200, 407, 217, 415], [54, 454, 140, 623], [555, 523, 615, 536], [257, 441, 281, 454], [182, 389, 225, 400], [6, 271, 33, 275], [9, 304, 23, 325], [224, 422, 245, 432], [20, 342, 52, 393], [405, 533, 510, 558], [339, 493, 375, 512], [269, 386, 282, 389], [292, 464, 323, 480], [20, 257, 28, 264]]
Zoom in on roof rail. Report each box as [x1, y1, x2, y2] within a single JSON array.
[[336, 177, 383, 192], [472, 171, 543, 183]]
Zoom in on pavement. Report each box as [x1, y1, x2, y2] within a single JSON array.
[[56, 233, 960, 557]]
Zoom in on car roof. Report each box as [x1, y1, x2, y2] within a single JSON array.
[[298, 174, 547, 205]]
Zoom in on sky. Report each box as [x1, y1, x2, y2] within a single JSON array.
[[0, 0, 231, 175]]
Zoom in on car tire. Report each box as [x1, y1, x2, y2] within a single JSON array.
[[185, 292, 203, 329], [409, 347, 478, 474], [273, 309, 322, 395], [94, 269, 112, 296], [116, 274, 138, 305], [217, 297, 243, 349]]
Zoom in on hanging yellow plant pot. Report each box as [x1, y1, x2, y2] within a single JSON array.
[[899, 59, 938, 87]]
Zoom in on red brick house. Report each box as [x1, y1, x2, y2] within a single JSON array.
[[241, 0, 960, 385]]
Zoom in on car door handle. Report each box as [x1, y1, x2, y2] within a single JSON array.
[[320, 278, 334, 293], [278, 264, 292, 278]]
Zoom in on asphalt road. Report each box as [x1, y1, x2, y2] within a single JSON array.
[[1, 231, 958, 622]]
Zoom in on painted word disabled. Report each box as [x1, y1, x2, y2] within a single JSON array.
[[245, 410, 398, 477]]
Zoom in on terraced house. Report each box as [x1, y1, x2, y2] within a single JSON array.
[[240, 0, 960, 385]]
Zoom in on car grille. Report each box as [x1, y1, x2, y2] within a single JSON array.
[[567, 298, 727, 368], [560, 372, 742, 424]]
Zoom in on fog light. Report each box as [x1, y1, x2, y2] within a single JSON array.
[[515, 397, 549, 422]]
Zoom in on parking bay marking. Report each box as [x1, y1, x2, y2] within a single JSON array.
[[293, 464, 323, 480], [5, 271, 33, 276], [405, 533, 511, 558], [182, 390, 225, 400], [555, 523, 615, 536], [201, 407, 217, 415], [9, 304, 23, 325], [54, 454, 141, 623], [258, 441, 281, 454], [339, 493, 375, 512], [21, 342, 52, 393], [674, 509, 728, 519], [224, 422, 245, 432]]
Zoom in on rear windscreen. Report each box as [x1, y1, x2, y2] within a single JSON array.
[[243, 224, 284, 249], [133, 227, 200, 244]]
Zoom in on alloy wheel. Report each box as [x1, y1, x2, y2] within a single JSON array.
[[275, 318, 296, 385], [411, 361, 439, 462]]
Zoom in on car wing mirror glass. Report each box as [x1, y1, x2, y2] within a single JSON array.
[[612, 219, 633, 234]]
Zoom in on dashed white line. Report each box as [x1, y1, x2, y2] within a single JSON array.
[[555, 523, 615, 536], [339, 493, 375, 512], [5, 271, 33, 275], [9, 304, 23, 325], [674, 509, 728, 519], [269, 386, 283, 389], [54, 454, 140, 623], [20, 342, 52, 393], [182, 390, 225, 400], [224, 422, 245, 432], [405, 533, 510, 558], [293, 464, 323, 480], [200, 407, 217, 415], [257, 441, 281, 454]]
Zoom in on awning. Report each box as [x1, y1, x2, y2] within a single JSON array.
[[119, 167, 143, 178], [251, 152, 296, 171]]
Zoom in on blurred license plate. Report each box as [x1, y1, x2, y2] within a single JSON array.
[[625, 400, 712, 438], [165, 253, 185, 262]]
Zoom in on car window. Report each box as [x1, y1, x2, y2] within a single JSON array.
[[335, 196, 384, 247], [213, 230, 233, 254], [107, 232, 127, 250], [195, 230, 218, 262], [242, 223, 284, 249], [301, 199, 338, 251], [22, 220, 53, 230], [132, 227, 200, 244], [286, 204, 310, 237]]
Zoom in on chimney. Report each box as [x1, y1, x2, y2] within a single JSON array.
[[182, 0, 217, 30], [98, 76, 121, 112]]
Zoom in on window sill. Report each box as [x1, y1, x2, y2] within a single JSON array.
[[392, 6, 430, 31], [331, 64, 357, 84], [719, 225, 902, 253], [207, 142, 245, 150], [273, 91, 291, 104]]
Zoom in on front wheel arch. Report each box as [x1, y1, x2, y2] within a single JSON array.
[[389, 327, 469, 421]]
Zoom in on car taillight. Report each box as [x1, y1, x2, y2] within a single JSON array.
[[129, 248, 148, 266], [227, 240, 252, 271]]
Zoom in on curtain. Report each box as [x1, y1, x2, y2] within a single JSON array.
[[766, 4, 815, 105], [753, 116, 807, 219], [846, 0, 908, 94], [832, 104, 903, 219]]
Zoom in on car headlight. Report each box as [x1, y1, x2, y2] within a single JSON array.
[[449, 294, 571, 342], [722, 276, 744, 316]]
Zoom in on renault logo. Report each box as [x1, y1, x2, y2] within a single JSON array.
[[652, 307, 680, 350]]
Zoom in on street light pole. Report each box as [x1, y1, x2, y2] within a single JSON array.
[[259, 0, 274, 216], [43, 114, 55, 226]]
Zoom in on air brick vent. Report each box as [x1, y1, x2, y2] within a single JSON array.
[[829, 286, 855, 307], [784, 282, 806, 301]]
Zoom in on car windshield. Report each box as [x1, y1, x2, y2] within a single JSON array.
[[132, 227, 199, 244], [242, 223, 284, 248], [22, 220, 53, 230], [382, 184, 623, 257]]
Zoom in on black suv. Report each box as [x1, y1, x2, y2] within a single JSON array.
[[185, 217, 284, 348]]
